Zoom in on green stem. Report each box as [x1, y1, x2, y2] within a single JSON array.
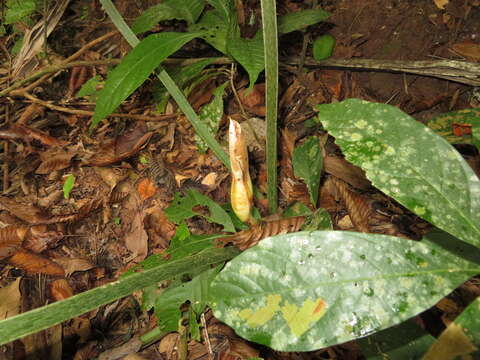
[[0, 247, 239, 345], [260, 0, 279, 214], [99, 0, 230, 169]]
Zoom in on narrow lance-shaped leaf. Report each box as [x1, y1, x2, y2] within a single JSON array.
[[277, 9, 330, 34], [91, 32, 200, 130], [209, 230, 480, 351], [316, 99, 480, 248]]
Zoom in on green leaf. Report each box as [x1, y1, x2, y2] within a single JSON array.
[[358, 319, 435, 360], [206, 0, 235, 21], [91, 32, 199, 131], [63, 174, 75, 199], [292, 136, 323, 207], [154, 58, 218, 112], [426, 108, 480, 146], [165, 189, 235, 232], [196, 82, 228, 153], [189, 10, 229, 53], [283, 202, 312, 218], [0, 246, 239, 346], [228, 30, 265, 88], [132, 0, 206, 34], [5, 0, 37, 24], [422, 294, 480, 359], [277, 9, 330, 34], [76, 75, 101, 99], [209, 230, 479, 351], [312, 34, 336, 60], [301, 208, 332, 231], [316, 99, 480, 248], [155, 266, 221, 333]]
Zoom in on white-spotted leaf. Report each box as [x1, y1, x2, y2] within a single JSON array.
[[92, 32, 199, 130], [209, 230, 479, 351], [317, 99, 480, 248]]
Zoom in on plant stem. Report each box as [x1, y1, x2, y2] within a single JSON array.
[[0, 247, 239, 346], [260, 0, 279, 214], [99, 0, 230, 169]]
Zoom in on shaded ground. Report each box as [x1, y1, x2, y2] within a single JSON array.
[[0, 0, 479, 359]]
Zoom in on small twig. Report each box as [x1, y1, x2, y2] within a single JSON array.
[[201, 313, 214, 360], [1, 31, 117, 97], [20, 91, 177, 122]]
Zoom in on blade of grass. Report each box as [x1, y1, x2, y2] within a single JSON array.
[[99, 0, 230, 169], [260, 0, 279, 213], [0, 247, 239, 345]]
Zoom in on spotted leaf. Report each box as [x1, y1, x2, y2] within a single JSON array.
[[209, 230, 479, 351], [317, 99, 480, 248]]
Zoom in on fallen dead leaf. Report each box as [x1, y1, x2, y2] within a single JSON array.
[[9, 250, 65, 276], [451, 41, 480, 61], [50, 278, 74, 301], [52, 256, 95, 276], [434, 0, 449, 10], [0, 277, 21, 319]]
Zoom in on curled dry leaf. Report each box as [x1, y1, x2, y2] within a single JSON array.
[[0, 197, 49, 224], [88, 123, 152, 166], [52, 256, 95, 276], [9, 250, 65, 276], [451, 41, 480, 61], [218, 216, 305, 250], [0, 226, 29, 260], [22, 225, 63, 253], [36, 151, 74, 174], [331, 177, 371, 232], [0, 124, 66, 147], [50, 279, 74, 301]]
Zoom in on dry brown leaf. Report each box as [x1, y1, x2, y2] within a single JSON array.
[[17, 103, 44, 125], [50, 279, 74, 301], [218, 216, 305, 250], [331, 177, 371, 232], [52, 256, 95, 276], [88, 123, 152, 166], [0, 226, 29, 260], [22, 225, 63, 253], [118, 181, 148, 262], [0, 124, 66, 146], [239, 83, 266, 116], [323, 156, 370, 190], [434, 0, 449, 9], [9, 250, 65, 276], [137, 178, 157, 201], [452, 41, 480, 61], [0, 197, 49, 224], [36, 152, 74, 174], [0, 278, 21, 320]]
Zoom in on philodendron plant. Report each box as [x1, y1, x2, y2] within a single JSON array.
[[208, 99, 480, 355]]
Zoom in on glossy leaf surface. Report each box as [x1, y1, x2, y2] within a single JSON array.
[[228, 31, 265, 88], [132, 0, 205, 34], [277, 9, 330, 34], [292, 136, 323, 207], [317, 99, 480, 248], [358, 320, 435, 360], [92, 32, 199, 130], [210, 230, 479, 351]]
